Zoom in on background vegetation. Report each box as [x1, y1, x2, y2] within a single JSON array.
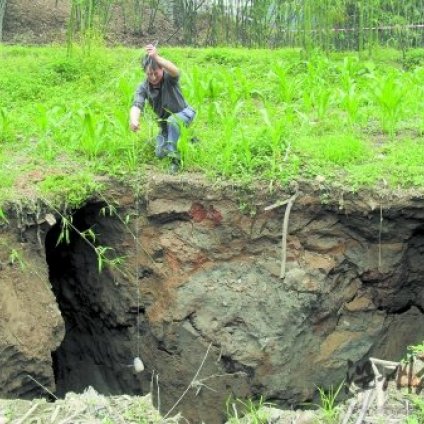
[[31, 0, 424, 53]]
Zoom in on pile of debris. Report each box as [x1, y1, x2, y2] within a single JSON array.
[[0, 387, 180, 424]]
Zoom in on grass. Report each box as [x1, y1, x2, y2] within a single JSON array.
[[38, 173, 102, 208], [407, 396, 424, 424], [226, 396, 271, 423], [0, 44, 423, 206], [314, 383, 344, 424]]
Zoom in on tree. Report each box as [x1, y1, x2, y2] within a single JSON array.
[[0, 0, 6, 41]]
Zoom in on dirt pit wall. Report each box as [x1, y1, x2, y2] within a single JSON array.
[[1, 174, 424, 423]]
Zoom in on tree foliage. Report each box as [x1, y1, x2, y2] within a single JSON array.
[[0, 0, 7, 41], [32, 0, 424, 52]]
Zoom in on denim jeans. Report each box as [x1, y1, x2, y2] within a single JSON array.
[[155, 106, 196, 158]]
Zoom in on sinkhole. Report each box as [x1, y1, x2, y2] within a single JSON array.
[[41, 198, 424, 423], [45, 202, 145, 398]]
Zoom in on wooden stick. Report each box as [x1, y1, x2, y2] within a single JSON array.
[[341, 398, 358, 424], [50, 405, 61, 423], [369, 357, 400, 368], [369, 357, 400, 413], [354, 389, 375, 424], [264, 198, 290, 211], [15, 402, 40, 424], [280, 192, 298, 279]]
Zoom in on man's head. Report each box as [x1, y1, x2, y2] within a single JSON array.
[[142, 55, 163, 85]]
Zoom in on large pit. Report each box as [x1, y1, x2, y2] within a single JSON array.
[[1, 179, 424, 423]]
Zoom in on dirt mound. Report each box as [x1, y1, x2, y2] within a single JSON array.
[[3, 0, 69, 44], [2, 0, 177, 45]]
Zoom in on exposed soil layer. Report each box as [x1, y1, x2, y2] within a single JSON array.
[[2, 0, 177, 46], [1, 174, 424, 423]]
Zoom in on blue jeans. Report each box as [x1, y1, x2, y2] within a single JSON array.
[[155, 106, 196, 158]]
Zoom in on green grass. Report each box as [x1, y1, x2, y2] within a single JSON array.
[[0, 44, 423, 205], [226, 396, 271, 423]]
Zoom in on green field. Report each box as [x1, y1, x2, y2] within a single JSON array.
[[1, 45, 424, 205]]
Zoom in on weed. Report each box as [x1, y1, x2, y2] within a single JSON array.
[[226, 396, 271, 424], [408, 342, 424, 357], [56, 215, 73, 246], [0, 207, 8, 224], [38, 173, 101, 209], [314, 381, 344, 424], [123, 398, 158, 423], [9, 249, 26, 270], [54, 209, 126, 275], [407, 395, 424, 424], [402, 340, 424, 364]]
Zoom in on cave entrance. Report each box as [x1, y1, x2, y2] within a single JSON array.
[[44, 202, 142, 397]]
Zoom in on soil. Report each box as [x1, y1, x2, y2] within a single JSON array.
[[2, 0, 179, 46], [2, 0, 69, 44]]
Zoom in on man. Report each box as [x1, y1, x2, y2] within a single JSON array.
[[129, 44, 196, 173]]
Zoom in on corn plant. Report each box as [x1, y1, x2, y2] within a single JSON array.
[[34, 104, 69, 161], [371, 72, 405, 137], [271, 65, 300, 103], [338, 79, 361, 125], [222, 70, 241, 106], [185, 66, 217, 105], [314, 86, 333, 121], [259, 104, 290, 175], [212, 100, 245, 176], [75, 109, 108, 159]]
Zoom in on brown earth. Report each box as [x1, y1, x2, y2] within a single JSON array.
[[3, 0, 70, 44], [3, 0, 178, 46]]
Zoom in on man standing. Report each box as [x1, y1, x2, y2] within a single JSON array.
[[129, 44, 196, 173]]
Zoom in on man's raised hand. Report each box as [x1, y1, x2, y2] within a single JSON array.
[[146, 44, 158, 60]]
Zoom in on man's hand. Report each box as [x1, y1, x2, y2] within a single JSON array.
[[129, 106, 141, 132], [145, 44, 179, 78], [146, 44, 158, 60], [130, 120, 140, 132]]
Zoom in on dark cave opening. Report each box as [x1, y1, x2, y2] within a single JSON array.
[[44, 202, 142, 398]]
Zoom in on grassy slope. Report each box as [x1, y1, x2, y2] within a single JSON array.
[[0, 44, 423, 206]]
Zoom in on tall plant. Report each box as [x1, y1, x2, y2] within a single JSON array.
[[67, 0, 116, 53], [0, 0, 6, 41]]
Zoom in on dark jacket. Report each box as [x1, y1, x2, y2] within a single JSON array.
[[132, 72, 188, 120]]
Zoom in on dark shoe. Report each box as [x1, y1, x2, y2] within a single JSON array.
[[169, 160, 180, 174]]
